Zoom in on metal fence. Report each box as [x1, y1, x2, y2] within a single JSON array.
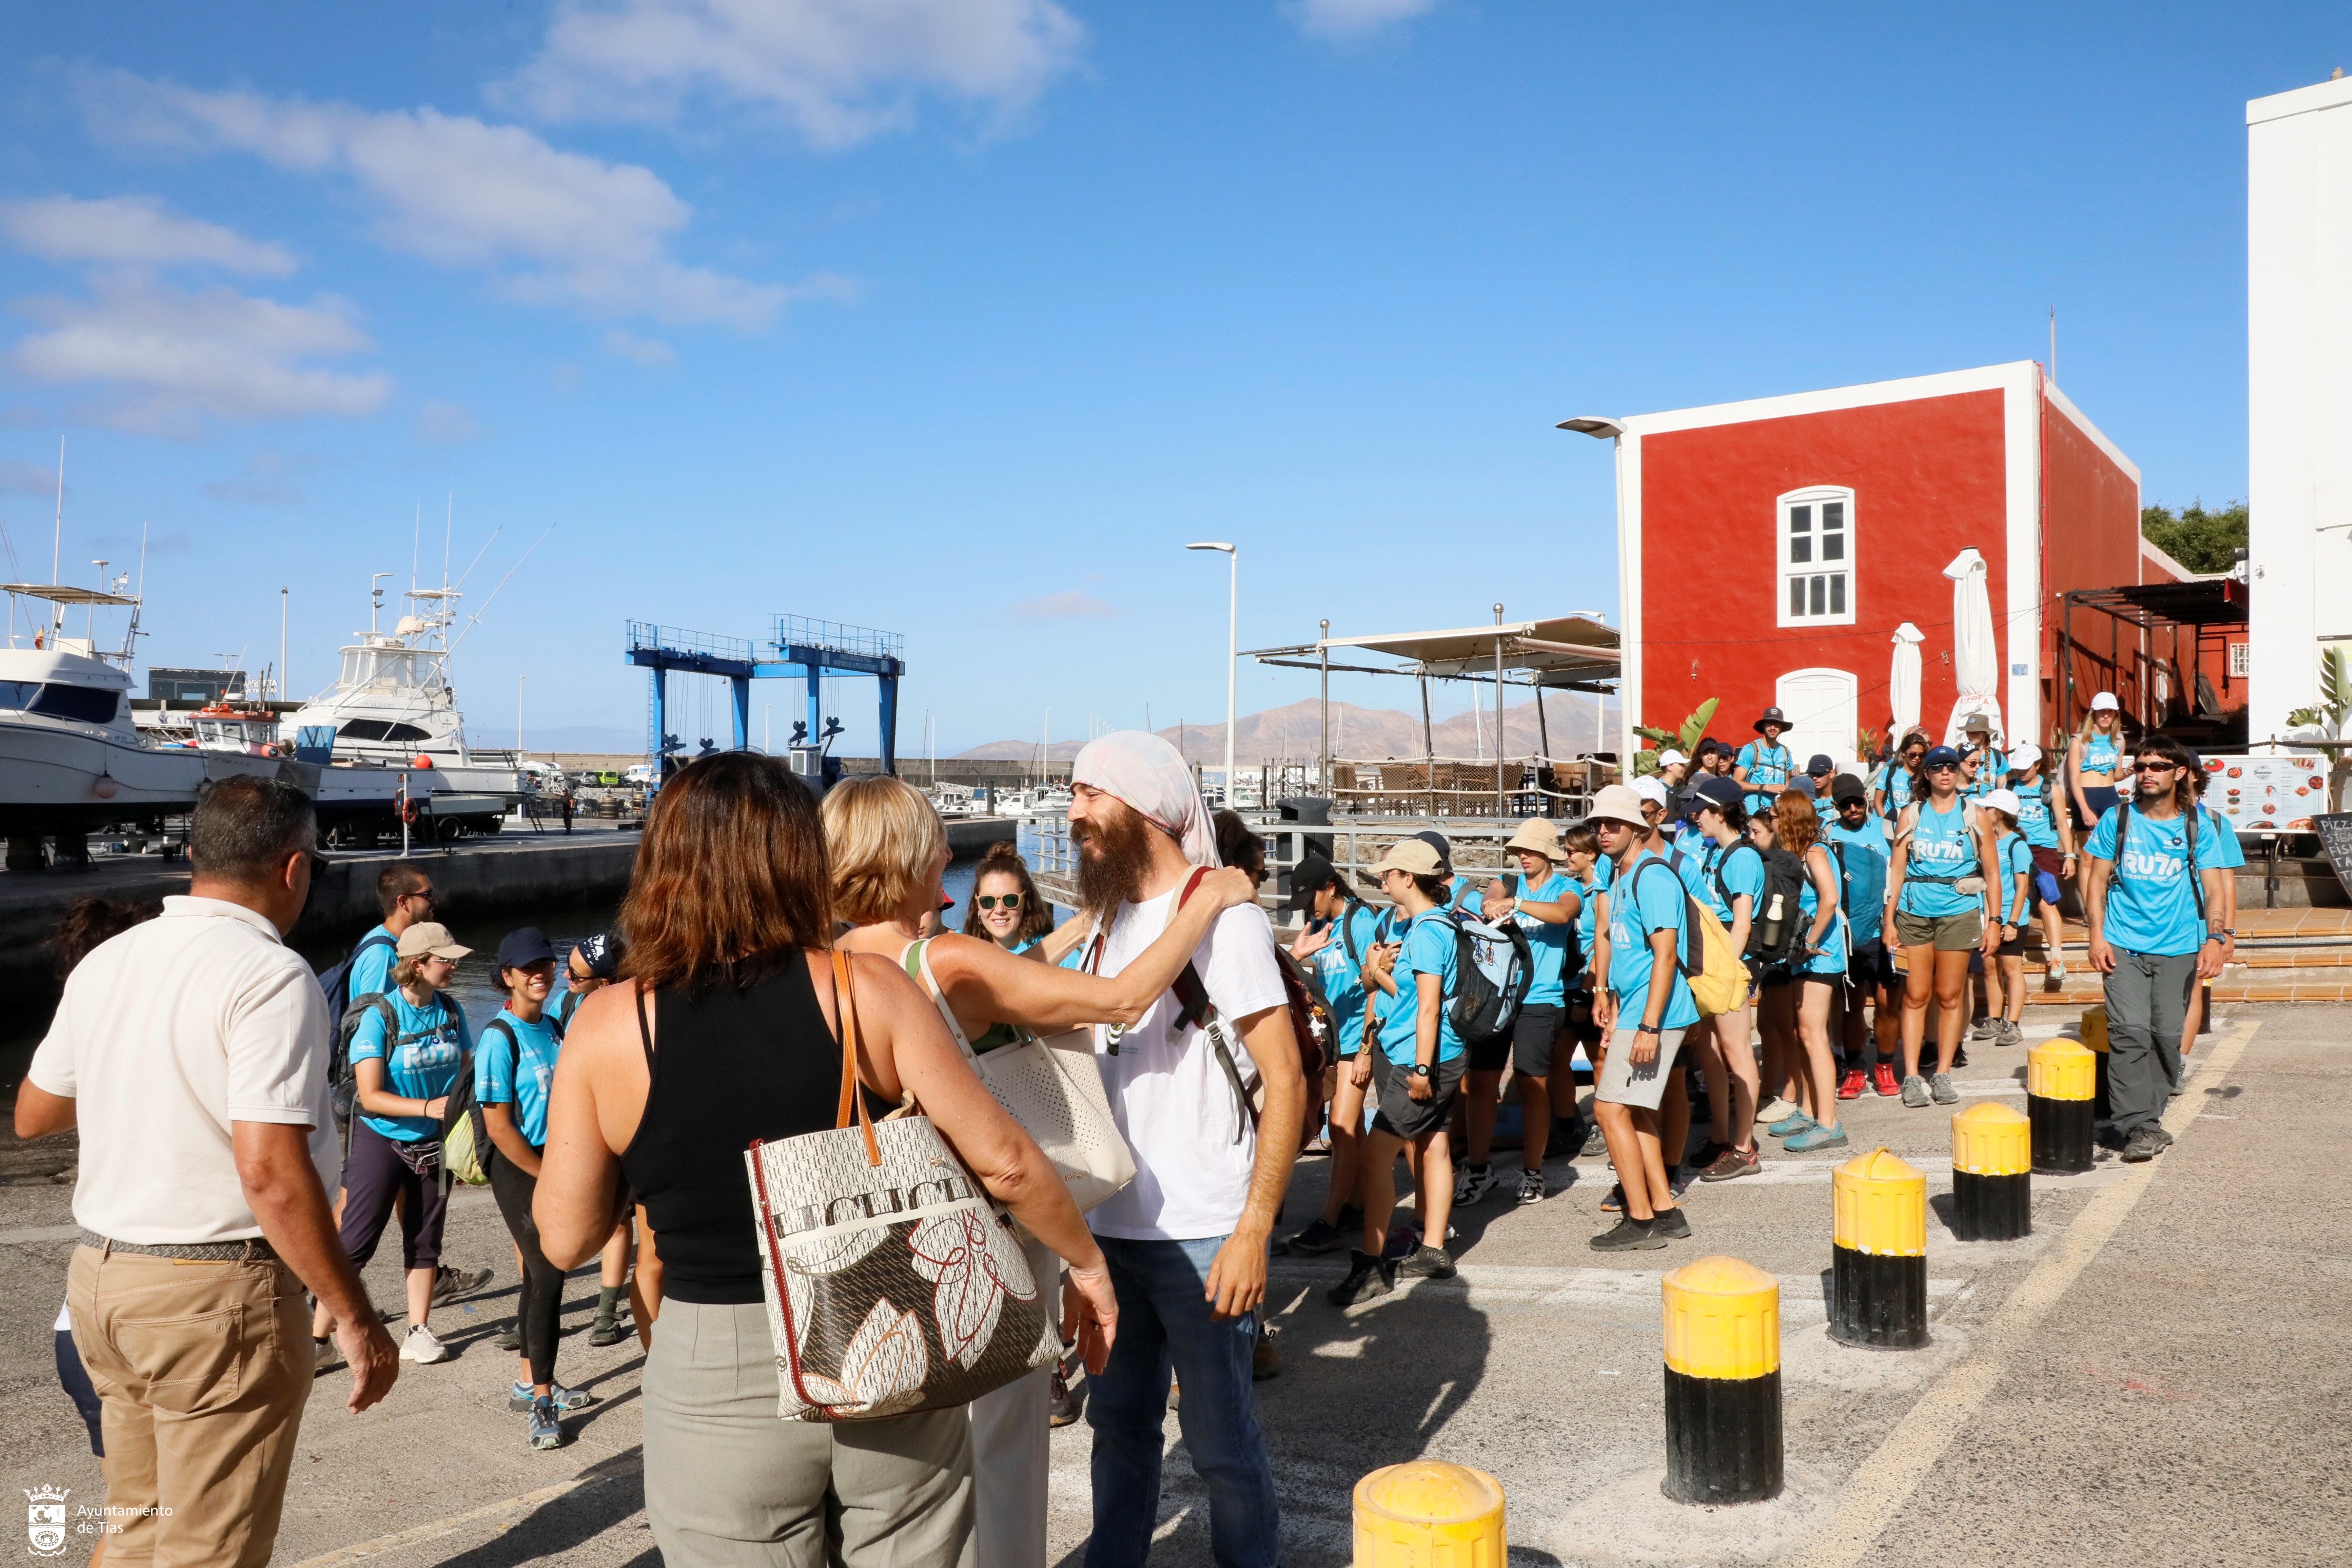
[[768, 615, 904, 662]]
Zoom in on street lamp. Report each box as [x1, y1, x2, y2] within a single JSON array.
[[1557, 417, 1626, 761], [1186, 542, 1237, 803]]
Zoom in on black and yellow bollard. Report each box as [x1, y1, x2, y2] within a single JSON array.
[[1950, 1102, 2032, 1241], [1661, 1256, 1782, 1505], [1353, 1461, 1506, 1568], [2028, 1038, 2096, 1174], [2079, 1005, 2112, 1116], [1828, 1148, 1927, 1348]]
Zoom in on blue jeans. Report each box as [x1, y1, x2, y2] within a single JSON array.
[[1085, 1234, 1279, 1568]]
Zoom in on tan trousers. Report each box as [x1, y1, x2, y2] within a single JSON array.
[[66, 1246, 313, 1568]]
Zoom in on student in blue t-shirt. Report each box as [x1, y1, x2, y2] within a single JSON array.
[[1886, 746, 2002, 1109], [2083, 736, 2230, 1161], [1734, 708, 1796, 819], [2177, 754, 2245, 1061], [478, 927, 601, 1448], [1824, 775, 1898, 1100], [1972, 790, 2036, 1050], [2002, 742, 2076, 983], [1329, 839, 1465, 1305], [1586, 786, 1700, 1252], [313, 921, 472, 1368], [1286, 857, 1396, 1257], [1959, 715, 2005, 801], [1870, 731, 1929, 826], [1674, 776, 1765, 1180]]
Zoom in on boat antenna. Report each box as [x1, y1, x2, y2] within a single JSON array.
[[442, 493, 453, 591], [449, 524, 555, 652], [411, 503, 421, 594], [52, 436, 64, 588], [452, 528, 500, 594]]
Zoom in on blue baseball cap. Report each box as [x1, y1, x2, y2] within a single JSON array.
[[572, 931, 624, 980], [1922, 745, 1962, 769], [496, 926, 557, 970]]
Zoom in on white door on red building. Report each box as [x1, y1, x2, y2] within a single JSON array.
[[1776, 667, 1859, 772]]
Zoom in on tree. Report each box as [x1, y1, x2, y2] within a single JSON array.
[[2140, 499, 2247, 575]]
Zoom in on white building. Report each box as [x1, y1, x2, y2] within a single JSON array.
[[2247, 72, 2352, 743]]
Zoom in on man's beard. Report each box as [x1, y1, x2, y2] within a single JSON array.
[[1074, 800, 1156, 911]]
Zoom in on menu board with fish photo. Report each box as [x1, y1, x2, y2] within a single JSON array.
[[2199, 753, 2333, 832]]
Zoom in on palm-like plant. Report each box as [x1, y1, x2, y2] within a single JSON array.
[[2286, 646, 2351, 812], [1631, 698, 1719, 777]]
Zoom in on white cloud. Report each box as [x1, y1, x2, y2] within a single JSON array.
[[85, 73, 799, 330], [1, 195, 297, 276], [1014, 590, 1118, 620], [0, 458, 58, 494], [8, 274, 391, 433], [502, 0, 1085, 149], [416, 401, 482, 442], [601, 327, 676, 366], [1286, 0, 1438, 40]]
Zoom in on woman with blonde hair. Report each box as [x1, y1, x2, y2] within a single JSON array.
[[1748, 794, 1850, 1152], [533, 753, 1124, 1568], [822, 773, 1257, 1568]]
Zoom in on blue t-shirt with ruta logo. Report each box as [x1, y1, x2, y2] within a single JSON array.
[[2088, 805, 2224, 957], [1608, 851, 1700, 1031], [475, 1008, 563, 1149], [1736, 741, 1792, 817], [1498, 871, 1577, 1006], [2013, 777, 2062, 849], [1899, 799, 1980, 919], [1824, 816, 1890, 944], [350, 990, 470, 1142], [1312, 902, 1393, 1057], [1377, 910, 1465, 1066]]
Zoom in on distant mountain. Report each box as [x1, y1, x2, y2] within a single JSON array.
[[956, 694, 1617, 765]]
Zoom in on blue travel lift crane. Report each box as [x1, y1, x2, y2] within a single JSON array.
[[625, 615, 904, 792]]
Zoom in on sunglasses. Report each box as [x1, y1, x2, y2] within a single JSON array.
[[2138, 761, 2179, 774], [975, 893, 1024, 911], [1925, 762, 1959, 772]]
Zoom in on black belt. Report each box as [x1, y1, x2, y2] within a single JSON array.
[[83, 1232, 278, 1261]]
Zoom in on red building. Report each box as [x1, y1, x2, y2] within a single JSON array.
[[1593, 361, 2161, 769]]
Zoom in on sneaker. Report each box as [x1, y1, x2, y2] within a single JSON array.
[[1550, 1119, 1586, 1160], [1648, 1207, 1692, 1241], [1381, 1225, 1417, 1262], [589, 1315, 630, 1348], [1871, 1063, 1902, 1097], [1755, 1095, 1798, 1124], [1252, 1322, 1282, 1379], [312, 1334, 340, 1368], [1048, 1359, 1083, 1426], [2151, 1124, 2176, 1148], [1767, 1112, 1818, 1140], [1589, 1217, 1667, 1252], [1698, 1145, 1762, 1182], [1783, 1122, 1851, 1152], [1397, 1244, 1457, 1280], [1327, 1250, 1395, 1307], [1667, 1171, 1692, 1200], [1969, 1016, 1998, 1041], [1953, 1044, 1971, 1069], [2048, 956, 2068, 982], [1454, 1164, 1499, 1206], [2121, 1125, 2165, 1163], [1900, 1074, 1930, 1108], [528, 1395, 564, 1451], [1688, 1139, 1729, 1171], [1996, 1021, 2025, 1047], [1581, 1124, 1610, 1157], [509, 1381, 600, 1413], [433, 1265, 494, 1306], [1287, 1218, 1348, 1256], [401, 1324, 452, 1364], [1930, 1073, 1959, 1105], [493, 1324, 522, 1353], [1600, 1182, 1625, 1214], [1837, 1069, 1866, 1101], [1515, 1168, 1547, 1206]]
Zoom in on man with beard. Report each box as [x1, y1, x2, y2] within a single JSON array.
[[1066, 731, 1300, 1568]]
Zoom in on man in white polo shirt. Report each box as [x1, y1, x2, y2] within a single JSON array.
[[16, 775, 398, 1567], [1065, 732, 1300, 1568]]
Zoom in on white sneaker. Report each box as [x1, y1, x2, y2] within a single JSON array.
[[1755, 1096, 1797, 1124], [401, 1324, 452, 1364]]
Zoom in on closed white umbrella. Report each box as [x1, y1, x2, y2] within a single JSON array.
[[1942, 547, 2003, 746], [1889, 621, 1924, 738]]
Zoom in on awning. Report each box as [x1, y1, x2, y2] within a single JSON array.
[[1246, 614, 1620, 688], [2, 583, 138, 606]]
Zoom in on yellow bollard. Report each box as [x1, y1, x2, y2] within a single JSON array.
[[1828, 1148, 1928, 1347], [1661, 1256, 1783, 1504], [1353, 1461, 1506, 1568], [2028, 1038, 2096, 1173], [2079, 1005, 2109, 1052], [1950, 1102, 2032, 1241]]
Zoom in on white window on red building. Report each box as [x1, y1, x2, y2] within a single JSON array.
[[1778, 486, 1856, 627]]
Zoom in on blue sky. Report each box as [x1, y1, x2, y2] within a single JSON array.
[[0, 2, 2340, 758]]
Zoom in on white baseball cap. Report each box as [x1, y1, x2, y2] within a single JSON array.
[[1981, 787, 2021, 818], [2089, 691, 2120, 712], [1657, 748, 1689, 768], [2008, 740, 2043, 770], [1630, 775, 1671, 809]]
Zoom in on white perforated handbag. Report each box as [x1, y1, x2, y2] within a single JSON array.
[[906, 939, 1136, 1213]]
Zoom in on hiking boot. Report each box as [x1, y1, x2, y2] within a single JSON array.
[[433, 1265, 494, 1305], [1784, 1122, 1850, 1152], [1969, 1016, 1998, 1041], [1648, 1207, 1692, 1241], [1516, 1168, 1547, 1205], [1600, 1182, 1625, 1214], [1287, 1218, 1349, 1256], [2151, 1124, 2175, 1148], [509, 1381, 600, 1413], [528, 1395, 564, 1451], [1689, 1139, 1729, 1171], [1996, 1021, 2025, 1047], [1454, 1164, 1498, 1206], [1930, 1073, 1959, 1105], [1581, 1124, 1610, 1157], [1767, 1112, 1818, 1140], [1837, 1068, 1866, 1101], [1900, 1074, 1930, 1108], [1397, 1244, 1457, 1280], [1589, 1217, 1667, 1252], [494, 1324, 522, 1353], [1755, 1095, 1797, 1125], [1049, 1359, 1084, 1426], [1698, 1145, 1762, 1182], [1252, 1322, 1282, 1379], [2121, 1125, 2166, 1163], [1872, 1063, 1902, 1097], [1327, 1251, 1394, 1307]]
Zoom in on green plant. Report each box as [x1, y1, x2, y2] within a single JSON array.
[[1631, 698, 1719, 778], [2285, 646, 2351, 735]]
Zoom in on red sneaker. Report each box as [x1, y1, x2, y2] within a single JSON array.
[[1871, 1063, 1902, 1097], [1837, 1069, 1866, 1101]]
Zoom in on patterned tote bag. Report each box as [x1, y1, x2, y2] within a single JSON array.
[[744, 949, 1061, 1422]]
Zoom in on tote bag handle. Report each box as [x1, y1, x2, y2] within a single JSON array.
[[830, 948, 883, 1168]]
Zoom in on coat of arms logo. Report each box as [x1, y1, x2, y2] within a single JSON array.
[[24, 1486, 70, 1557]]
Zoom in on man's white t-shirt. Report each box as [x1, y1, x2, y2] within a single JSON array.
[[30, 895, 338, 1244], [1086, 887, 1288, 1242]]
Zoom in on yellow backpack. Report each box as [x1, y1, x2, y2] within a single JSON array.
[[1628, 860, 1752, 1020]]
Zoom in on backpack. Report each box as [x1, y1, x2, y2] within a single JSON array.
[[1337, 903, 1394, 970], [1745, 847, 1811, 968], [1628, 860, 1752, 1019], [1443, 908, 1534, 1050], [318, 931, 397, 1088], [1489, 870, 1585, 981], [330, 994, 468, 1132]]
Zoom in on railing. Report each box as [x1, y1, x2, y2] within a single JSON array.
[[626, 621, 756, 663], [768, 615, 903, 662], [1326, 754, 1614, 820]]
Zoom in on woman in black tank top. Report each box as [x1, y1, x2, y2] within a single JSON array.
[[533, 754, 1118, 1568]]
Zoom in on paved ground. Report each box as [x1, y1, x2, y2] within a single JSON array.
[[3, 1006, 2346, 1567]]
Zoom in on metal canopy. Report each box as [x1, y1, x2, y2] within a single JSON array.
[[2, 583, 138, 606], [2063, 579, 2247, 630], [1245, 614, 1620, 685]]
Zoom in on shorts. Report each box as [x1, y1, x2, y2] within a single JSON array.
[[1565, 985, 1603, 1046], [1995, 923, 2031, 958], [1468, 1031, 1512, 1072], [1511, 1003, 1564, 1077], [1848, 938, 1897, 991], [1895, 908, 1982, 952], [1760, 968, 1838, 991], [1370, 1049, 1466, 1142], [1596, 1025, 1687, 1110]]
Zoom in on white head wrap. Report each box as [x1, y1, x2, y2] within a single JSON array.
[[1071, 730, 1219, 868]]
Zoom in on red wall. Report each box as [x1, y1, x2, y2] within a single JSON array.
[[2041, 395, 2146, 738], [1637, 390, 2009, 749]]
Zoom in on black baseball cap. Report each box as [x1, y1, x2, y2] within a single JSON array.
[[1287, 853, 1340, 911], [1922, 745, 1962, 769], [1830, 772, 1868, 804], [497, 927, 557, 971], [1411, 829, 1453, 873], [1806, 753, 1835, 778], [1680, 776, 1743, 814]]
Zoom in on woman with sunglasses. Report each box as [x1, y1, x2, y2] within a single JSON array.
[[1871, 730, 1930, 825], [962, 842, 1055, 958], [1884, 747, 2002, 1109], [312, 920, 473, 1366]]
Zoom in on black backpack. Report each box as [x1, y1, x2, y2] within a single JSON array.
[[330, 993, 468, 1131], [1745, 846, 1811, 967], [318, 931, 396, 1049]]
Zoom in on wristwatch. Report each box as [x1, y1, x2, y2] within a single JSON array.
[[1635, 1024, 1660, 1036], [1410, 1062, 1432, 1079]]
